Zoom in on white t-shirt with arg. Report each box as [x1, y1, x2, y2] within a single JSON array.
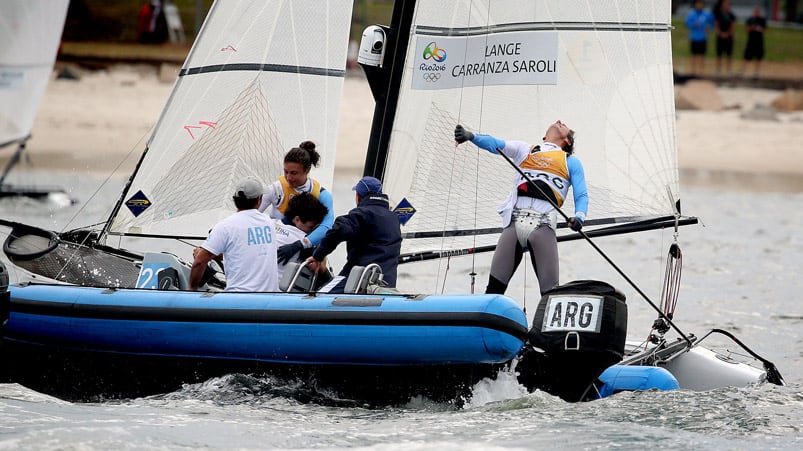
[[202, 209, 278, 292]]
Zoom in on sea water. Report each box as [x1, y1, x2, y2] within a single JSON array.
[[1, 170, 801, 450]]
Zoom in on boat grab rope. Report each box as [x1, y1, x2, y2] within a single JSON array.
[[451, 0, 488, 295]]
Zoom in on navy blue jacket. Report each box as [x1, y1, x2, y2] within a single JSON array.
[[312, 193, 402, 286]]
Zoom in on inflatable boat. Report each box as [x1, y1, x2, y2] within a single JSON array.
[[0, 260, 779, 404], [1, 267, 529, 403]]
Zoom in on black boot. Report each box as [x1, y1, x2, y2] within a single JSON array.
[[485, 275, 507, 294]]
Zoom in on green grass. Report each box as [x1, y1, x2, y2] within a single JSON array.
[[671, 18, 803, 62], [351, 1, 395, 42], [74, 0, 390, 43], [66, 2, 801, 65]]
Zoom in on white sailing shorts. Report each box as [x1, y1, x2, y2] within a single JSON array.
[[512, 208, 557, 248]]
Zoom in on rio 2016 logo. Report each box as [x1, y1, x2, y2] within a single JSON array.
[[422, 42, 446, 62]]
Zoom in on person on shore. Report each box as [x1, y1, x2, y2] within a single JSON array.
[[741, 6, 767, 80], [454, 121, 588, 296], [258, 140, 334, 265], [136, 1, 168, 44], [685, 1, 715, 76], [189, 176, 278, 292], [306, 176, 402, 294], [713, 0, 736, 76], [273, 192, 329, 281]]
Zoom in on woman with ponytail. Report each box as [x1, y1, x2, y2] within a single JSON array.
[[259, 141, 334, 264]]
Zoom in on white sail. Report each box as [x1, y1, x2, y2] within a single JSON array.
[[107, 0, 353, 239], [0, 0, 69, 147], [381, 0, 678, 255]]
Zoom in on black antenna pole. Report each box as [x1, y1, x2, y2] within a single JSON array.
[[360, 0, 416, 180]]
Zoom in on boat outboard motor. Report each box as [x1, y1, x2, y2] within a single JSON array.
[[517, 280, 627, 402]]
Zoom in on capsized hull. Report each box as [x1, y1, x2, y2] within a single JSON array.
[[661, 345, 767, 390], [623, 339, 767, 391]]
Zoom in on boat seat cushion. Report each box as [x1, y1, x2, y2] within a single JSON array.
[[280, 262, 316, 292], [344, 264, 385, 294]]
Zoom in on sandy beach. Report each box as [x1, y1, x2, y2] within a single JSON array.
[[6, 64, 803, 191]]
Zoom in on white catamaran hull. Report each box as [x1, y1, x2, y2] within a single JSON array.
[[660, 346, 767, 390]]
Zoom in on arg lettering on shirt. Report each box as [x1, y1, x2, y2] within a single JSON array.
[[247, 225, 273, 245]]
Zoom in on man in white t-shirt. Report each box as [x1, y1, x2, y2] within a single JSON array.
[[189, 176, 279, 292], [272, 192, 329, 281]]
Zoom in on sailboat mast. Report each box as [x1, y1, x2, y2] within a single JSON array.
[[361, 0, 416, 180]]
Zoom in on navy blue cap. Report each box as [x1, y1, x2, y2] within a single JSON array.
[[353, 176, 382, 197]]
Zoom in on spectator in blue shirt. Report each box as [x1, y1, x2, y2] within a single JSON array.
[[685, 1, 715, 76]]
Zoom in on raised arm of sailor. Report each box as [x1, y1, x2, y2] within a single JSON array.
[[465, 130, 529, 165]]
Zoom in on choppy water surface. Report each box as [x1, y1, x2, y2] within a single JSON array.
[[1, 171, 802, 450]]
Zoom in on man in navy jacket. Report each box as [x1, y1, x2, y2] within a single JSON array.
[[307, 176, 402, 293]]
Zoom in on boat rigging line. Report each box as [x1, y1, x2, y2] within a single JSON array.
[[653, 242, 682, 335], [450, 0, 485, 295]]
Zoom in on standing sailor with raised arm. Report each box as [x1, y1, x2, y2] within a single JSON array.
[[454, 121, 588, 296]]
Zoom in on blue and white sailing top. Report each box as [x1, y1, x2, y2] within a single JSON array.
[[471, 134, 588, 228], [258, 176, 334, 248]]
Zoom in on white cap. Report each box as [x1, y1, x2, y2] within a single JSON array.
[[234, 176, 263, 199]]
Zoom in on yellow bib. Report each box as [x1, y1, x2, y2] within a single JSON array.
[[518, 149, 570, 207], [276, 176, 322, 215]]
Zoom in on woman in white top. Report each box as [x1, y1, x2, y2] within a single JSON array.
[[454, 121, 588, 296], [258, 141, 335, 264]]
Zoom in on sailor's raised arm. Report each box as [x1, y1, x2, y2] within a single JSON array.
[[455, 124, 529, 164]]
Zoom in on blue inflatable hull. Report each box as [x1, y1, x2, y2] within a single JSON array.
[[3, 284, 526, 364], [1, 283, 527, 403], [0, 284, 683, 404], [597, 365, 680, 398]]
